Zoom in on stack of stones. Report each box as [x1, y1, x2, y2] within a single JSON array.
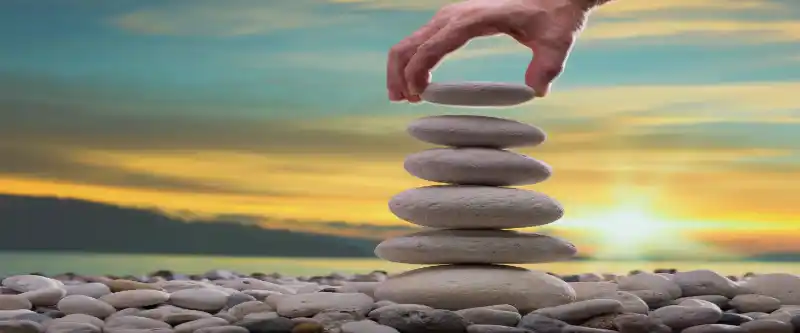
[[374, 82, 580, 313]]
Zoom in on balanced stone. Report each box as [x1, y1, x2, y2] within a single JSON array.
[[407, 115, 546, 148], [420, 82, 536, 107], [404, 148, 551, 186], [389, 185, 564, 229], [374, 229, 576, 264], [374, 264, 576, 312]]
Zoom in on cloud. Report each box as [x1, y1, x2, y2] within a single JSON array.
[[110, 0, 797, 45], [583, 19, 800, 43], [112, 0, 356, 36]]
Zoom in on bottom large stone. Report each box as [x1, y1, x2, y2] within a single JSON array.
[[374, 264, 576, 312]]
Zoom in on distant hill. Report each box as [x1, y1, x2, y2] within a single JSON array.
[[0, 194, 378, 257]]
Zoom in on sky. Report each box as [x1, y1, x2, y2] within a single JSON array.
[[0, 0, 799, 260]]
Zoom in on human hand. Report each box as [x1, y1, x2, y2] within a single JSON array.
[[387, 0, 598, 103]]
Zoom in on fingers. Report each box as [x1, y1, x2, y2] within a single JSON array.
[[387, 19, 448, 102], [525, 37, 574, 97], [404, 19, 482, 97]]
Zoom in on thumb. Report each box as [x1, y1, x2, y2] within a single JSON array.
[[525, 39, 573, 97]]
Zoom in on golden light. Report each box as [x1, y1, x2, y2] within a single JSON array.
[[555, 186, 738, 260]]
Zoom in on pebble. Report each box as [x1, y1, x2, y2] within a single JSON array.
[[407, 115, 546, 148], [388, 185, 564, 229], [104, 279, 161, 292], [173, 317, 229, 333], [593, 291, 649, 314], [0, 295, 32, 310], [19, 287, 66, 307], [374, 265, 575, 312], [291, 322, 324, 333], [404, 148, 551, 186], [626, 289, 673, 309], [739, 273, 800, 305], [341, 320, 400, 333], [739, 319, 794, 333], [13, 312, 51, 324], [2, 275, 63, 293], [168, 288, 228, 312], [338, 282, 379, 298], [227, 300, 274, 320], [196, 326, 249, 333], [228, 280, 295, 295], [63, 283, 112, 298], [672, 270, 740, 298], [468, 325, 533, 333], [562, 327, 616, 333], [618, 273, 682, 299], [676, 295, 731, 310], [420, 81, 536, 107], [730, 294, 782, 313], [717, 312, 753, 325], [374, 308, 469, 333], [55, 313, 104, 327], [0, 309, 36, 320], [743, 312, 770, 320], [225, 292, 256, 308], [106, 315, 172, 330], [649, 304, 722, 330], [275, 292, 374, 318], [236, 315, 295, 333], [46, 321, 101, 333], [368, 304, 433, 320], [682, 324, 746, 333], [532, 299, 623, 324], [56, 295, 116, 318], [455, 306, 522, 326], [375, 229, 576, 264], [99, 290, 170, 309], [612, 313, 671, 333], [517, 313, 569, 333], [569, 282, 619, 301], [0, 319, 43, 333]]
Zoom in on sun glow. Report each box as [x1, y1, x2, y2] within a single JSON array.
[[555, 186, 736, 260]]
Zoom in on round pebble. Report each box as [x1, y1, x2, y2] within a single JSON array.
[[389, 185, 564, 229], [99, 289, 170, 309], [375, 229, 576, 264], [56, 295, 116, 318], [168, 288, 228, 312], [404, 148, 551, 186], [0, 295, 32, 310], [420, 82, 536, 107], [374, 264, 575, 312], [407, 115, 546, 148]]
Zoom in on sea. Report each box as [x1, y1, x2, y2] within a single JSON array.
[[1, 251, 798, 277]]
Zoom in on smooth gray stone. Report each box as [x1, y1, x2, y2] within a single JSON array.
[[404, 148, 551, 186], [420, 82, 535, 107], [407, 115, 546, 148], [388, 185, 564, 229], [375, 229, 575, 264]]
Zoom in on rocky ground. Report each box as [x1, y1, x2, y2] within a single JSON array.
[[0, 268, 799, 333]]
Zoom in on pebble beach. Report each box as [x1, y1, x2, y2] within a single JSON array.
[[1, 268, 800, 333]]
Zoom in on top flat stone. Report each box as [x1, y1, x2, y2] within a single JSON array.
[[420, 82, 536, 107], [407, 115, 546, 148]]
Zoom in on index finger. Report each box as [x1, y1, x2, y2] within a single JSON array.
[[387, 20, 447, 102], [404, 19, 484, 96]]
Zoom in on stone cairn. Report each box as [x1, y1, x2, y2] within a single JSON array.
[[374, 82, 579, 312]]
